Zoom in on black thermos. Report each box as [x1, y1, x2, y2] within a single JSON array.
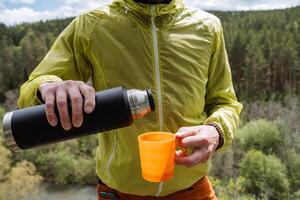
[[3, 87, 155, 152]]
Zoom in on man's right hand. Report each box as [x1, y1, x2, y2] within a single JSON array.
[[38, 80, 96, 131]]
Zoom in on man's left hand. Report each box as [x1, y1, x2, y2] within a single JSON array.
[[175, 125, 219, 168]]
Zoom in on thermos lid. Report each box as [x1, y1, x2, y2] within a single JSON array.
[[127, 89, 155, 120], [146, 89, 155, 112]]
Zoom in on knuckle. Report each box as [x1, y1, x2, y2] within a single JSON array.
[[76, 80, 85, 85], [87, 86, 95, 93], [72, 96, 82, 104], [44, 88, 54, 96], [203, 138, 210, 145], [191, 130, 197, 135], [178, 127, 187, 132], [56, 84, 65, 91], [64, 80, 74, 86], [87, 89, 95, 96], [73, 106, 83, 114], [52, 82, 60, 88], [46, 100, 54, 108], [57, 99, 67, 107], [40, 83, 51, 90]]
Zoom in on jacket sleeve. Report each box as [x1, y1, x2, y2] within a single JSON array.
[[18, 15, 92, 108], [204, 19, 243, 152]]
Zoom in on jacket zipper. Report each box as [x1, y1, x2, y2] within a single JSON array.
[[151, 5, 164, 132], [151, 5, 164, 197]]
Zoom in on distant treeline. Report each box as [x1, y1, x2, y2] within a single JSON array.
[[0, 6, 300, 102], [0, 18, 73, 102], [215, 7, 300, 100]]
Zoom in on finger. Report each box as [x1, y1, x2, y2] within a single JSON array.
[[56, 87, 71, 130], [175, 147, 209, 167], [68, 87, 83, 128], [176, 130, 196, 147], [175, 149, 187, 158], [38, 83, 50, 101], [79, 84, 95, 113], [44, 92, 57, 126], [175, 127, 196, 138], [180, 135, 209, 148]]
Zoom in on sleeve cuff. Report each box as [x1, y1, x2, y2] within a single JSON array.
[[34, 76, 63, 104], [204, 120, 229, 152], [205, 122, 224, 151], [18, 75, 63, 108]]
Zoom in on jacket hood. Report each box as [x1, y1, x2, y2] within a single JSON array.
[[112, 0, 184, 16]]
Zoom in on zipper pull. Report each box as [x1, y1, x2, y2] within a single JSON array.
[[99, 191, 120, 199], [151, 5, 159, 31], [124, 6, 130, 14]]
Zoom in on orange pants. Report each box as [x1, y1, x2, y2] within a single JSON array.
[[97, 176, 217, 200]]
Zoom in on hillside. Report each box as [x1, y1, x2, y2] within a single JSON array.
[[0, 6, 299, 102]]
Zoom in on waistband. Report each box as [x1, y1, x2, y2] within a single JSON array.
[[97, 176, 217, 200]]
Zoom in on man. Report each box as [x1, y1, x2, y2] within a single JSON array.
[[18, 0, 243, 199]]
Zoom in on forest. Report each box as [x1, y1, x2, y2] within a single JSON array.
[[0, 5, 300, 200]]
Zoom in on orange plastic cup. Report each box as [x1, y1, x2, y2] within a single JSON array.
[[138, 132, 176, 182]]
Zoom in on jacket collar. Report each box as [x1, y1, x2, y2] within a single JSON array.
[[112, 0, 184, 16]]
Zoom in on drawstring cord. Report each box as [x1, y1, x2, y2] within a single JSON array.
[[124, 6, 130, 14]]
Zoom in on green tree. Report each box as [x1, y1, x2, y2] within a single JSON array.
[[18, 137, 97, 185], [243, 34, 267, 99], [236, 119, 281, 155], [0, 37, 15, 101], [19, 29, 48, 79], [286, 149, 300, 193], [229, 33, 246, 94], [239, 150, 289, 200]]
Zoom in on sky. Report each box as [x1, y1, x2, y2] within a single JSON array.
[[0, 0, 300, 25]]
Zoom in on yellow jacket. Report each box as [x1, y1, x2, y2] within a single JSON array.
[[18, 0, 242, 196]]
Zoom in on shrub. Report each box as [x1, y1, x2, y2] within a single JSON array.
[[0, 135, 12, 181], [0, 127, 43, 200], [286, 149, 300, 192], [211, 176, 257, 200], [0, 161, 43, 200], [19, 137, 97, 185], [236, 119, 281, 155], [239, 150, 289, 200]]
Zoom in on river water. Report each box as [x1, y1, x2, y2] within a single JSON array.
[[38, 184, 96, 200]]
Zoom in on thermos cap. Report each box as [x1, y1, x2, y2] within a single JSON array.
[[146, 89, 155, 112], [3, 111, 21, 152], [127, 89, 155, 120]]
